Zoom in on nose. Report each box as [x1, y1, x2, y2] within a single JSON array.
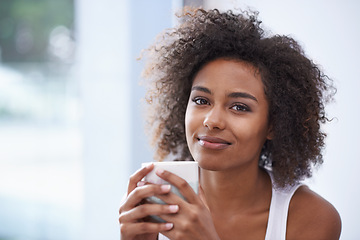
[[203, 106, 226, 130]]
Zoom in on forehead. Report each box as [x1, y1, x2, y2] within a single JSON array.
[[192, 59, 265, 97]]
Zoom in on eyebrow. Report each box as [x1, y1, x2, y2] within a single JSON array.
[[191, 86, 211, 94], [191, 86, 258, 102]]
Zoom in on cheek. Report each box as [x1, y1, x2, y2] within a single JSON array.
[[184, 106, 192, 140], [245, 122, 269, 145], [233, 117, 269, 143], [185, 105, 201, 143]]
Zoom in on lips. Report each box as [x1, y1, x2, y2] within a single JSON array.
[[197, 136, 231, 150]]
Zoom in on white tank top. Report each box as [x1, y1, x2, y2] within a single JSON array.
[[264, 178, 303, 240], [158, 175, 303, 240]]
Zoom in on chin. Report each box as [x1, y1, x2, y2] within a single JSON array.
[[195, 157, 223, 171]]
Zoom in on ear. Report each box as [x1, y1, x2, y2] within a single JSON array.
[[266, 124, 274, 140]]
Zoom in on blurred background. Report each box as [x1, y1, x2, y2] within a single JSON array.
[[0, 0, 359, 239]]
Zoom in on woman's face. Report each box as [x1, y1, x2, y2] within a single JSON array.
[[185, 59, 272, 171]]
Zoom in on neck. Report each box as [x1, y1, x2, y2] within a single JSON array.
[[199, 165, 271, 216]]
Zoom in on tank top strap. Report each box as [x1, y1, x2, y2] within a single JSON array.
[[265, 172, 304, 240]]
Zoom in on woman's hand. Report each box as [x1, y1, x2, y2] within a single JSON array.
[[119, 164, 179, 240], [155, 169, 221, 240]]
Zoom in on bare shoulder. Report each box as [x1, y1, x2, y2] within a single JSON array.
[[286, 185, 342, 240]]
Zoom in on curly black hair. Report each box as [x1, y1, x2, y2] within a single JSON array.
[[141, 8, 335, 187]]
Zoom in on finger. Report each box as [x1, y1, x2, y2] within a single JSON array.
[[127, 163, 154, 195], [137, 180, 150, 187], [156, 169, 200, 204], [154, 190, 186, 206], [119, 203, 179, 223], [120, 184, 172, 213], [120, 221, 173, 237]]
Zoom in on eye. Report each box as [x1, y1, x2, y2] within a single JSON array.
[[230, 103, 250, 112], [192, 97, 209, 105]]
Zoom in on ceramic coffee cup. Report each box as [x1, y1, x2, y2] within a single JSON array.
[[141, 161, 199, 222]]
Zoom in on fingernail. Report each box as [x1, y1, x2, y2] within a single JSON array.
[[145, 163, 153, 169], [137, 181, 145, 187], [165, 223, 173, 230], [168, 205, 179, 213], [156, 168, 165, 175], [161, 184, 171, 192]]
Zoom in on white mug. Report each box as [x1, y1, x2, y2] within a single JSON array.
[[141, 161, 199, 222]]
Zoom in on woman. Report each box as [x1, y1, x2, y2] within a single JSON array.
[[119, 8, 341, 240]]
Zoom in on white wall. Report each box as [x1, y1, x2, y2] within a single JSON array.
[[76, 0, 173, 239], [75, 0, 131, 239], [204, 1, 359, 239]]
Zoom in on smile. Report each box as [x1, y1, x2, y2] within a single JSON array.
[[197, 136, 231, 150]]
